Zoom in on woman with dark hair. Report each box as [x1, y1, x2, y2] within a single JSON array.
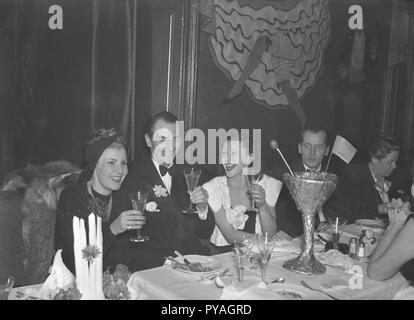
[[200, 136, 286, 253], [55, 128, 145, 274]]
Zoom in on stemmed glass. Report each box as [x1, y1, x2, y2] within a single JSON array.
[[130, 190, 149, 243], [182, 167, 201, 214], [233, 238, 254, 283], [328, 217, 347, 250], [256, 233, 277, 284], [245, 173, 263, 211], [0, 274, 14, 300]]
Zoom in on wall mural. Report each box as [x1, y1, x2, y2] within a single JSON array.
[[193, 0, 331, 126]]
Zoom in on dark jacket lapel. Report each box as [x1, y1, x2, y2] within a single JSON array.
[[362, 164, 382, 204]]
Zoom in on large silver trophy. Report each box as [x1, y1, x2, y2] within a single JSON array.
[[282, 172, 338, 275]]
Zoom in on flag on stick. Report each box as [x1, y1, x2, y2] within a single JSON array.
[[325, 135, 357, 172], [331, 135, 357, 164]]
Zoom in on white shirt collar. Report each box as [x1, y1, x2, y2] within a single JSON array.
[[152, 158, 172, 194], [303, 163, 322, 172]]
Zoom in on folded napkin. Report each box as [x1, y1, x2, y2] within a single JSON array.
[[37, 249, 75, 299], [220, 282, 285, 300], [125, 274, 150, 300]]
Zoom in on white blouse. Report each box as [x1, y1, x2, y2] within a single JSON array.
[[200, 174, 282, 247]]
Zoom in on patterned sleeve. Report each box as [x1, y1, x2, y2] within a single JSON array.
[[260, 175, 283, 207], [202, 177, 223, 213]]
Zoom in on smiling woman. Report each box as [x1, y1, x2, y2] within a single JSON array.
[[200, 136, 286, 252], [55, 128, 146, 275]]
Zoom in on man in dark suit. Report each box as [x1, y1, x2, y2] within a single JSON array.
[[122, 111, 215, 270], [331, 137, 400, 223], [273, 123, 334, 237]]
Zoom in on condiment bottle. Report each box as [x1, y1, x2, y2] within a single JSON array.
[[357, 242, 365, 260], [349, 237, 358, 258]]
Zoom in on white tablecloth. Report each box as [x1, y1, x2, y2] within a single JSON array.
[[9, 225, 412, 300], [126, 251, 409, 300]]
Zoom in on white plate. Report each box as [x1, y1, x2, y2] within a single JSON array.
[[172, 255, 223, 275], [268, 283, 330, 300], [355, 219, 385, 229]]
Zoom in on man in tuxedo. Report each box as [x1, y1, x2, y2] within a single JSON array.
[[123, 111, 215, 270], [274, 123, 332, 237]]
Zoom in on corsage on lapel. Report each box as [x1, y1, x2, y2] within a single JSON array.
[[153, 185, 168, 198], [145, 201, 160, 212]]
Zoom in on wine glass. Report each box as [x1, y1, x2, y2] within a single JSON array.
[[0, 274, 14, 300], [256, 233, 277, 284], [130, 190, 149, 243], [245, 173, 263, 211], [233, 238, 254, 282], [182, 167, 201, 214], [327, 217, 347, 250]]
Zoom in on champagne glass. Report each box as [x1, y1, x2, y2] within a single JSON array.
[[182, 167, 201, 214], [328, 217, 347, 250], [233, 238, 254, 282], [245, 173, 263, 211], [0, 274, 14, 300], [256, 233, 277, 283], [130, 190, 149, 243]]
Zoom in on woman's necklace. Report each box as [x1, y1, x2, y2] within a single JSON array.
[[87, 180, 112, 221]]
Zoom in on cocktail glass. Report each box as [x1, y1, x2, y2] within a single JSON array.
[[233, 238, 254, 282], [328, 217, 347, 250], [182, 167, 201, 214], [130, 190, 149, 242], [256, 233, 277, 283], [0, 274, 14, 300]]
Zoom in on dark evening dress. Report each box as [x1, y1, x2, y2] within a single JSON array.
[[55, 181, 132, 274]]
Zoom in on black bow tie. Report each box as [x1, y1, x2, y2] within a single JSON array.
[[159, 165, 175, 177]]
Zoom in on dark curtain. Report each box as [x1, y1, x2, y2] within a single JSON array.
[[91, 0, 152, 161], [0, 0, 19, 180], [1, 0, 152, 180]]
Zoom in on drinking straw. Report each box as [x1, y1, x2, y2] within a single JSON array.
[[335, 217, 338, 233]]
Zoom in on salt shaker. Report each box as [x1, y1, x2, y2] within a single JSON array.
[[357, 242, 365, 260]]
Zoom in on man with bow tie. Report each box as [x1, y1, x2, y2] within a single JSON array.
[[122, 111, 215, 271], [272, 123, 334, 237]]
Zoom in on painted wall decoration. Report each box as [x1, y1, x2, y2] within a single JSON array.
[[193, 0, 331, 126]]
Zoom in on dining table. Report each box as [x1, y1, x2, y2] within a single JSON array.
[[8, 223, 413, 300]]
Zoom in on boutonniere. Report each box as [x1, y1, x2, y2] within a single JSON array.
[[145, 201, 160, 212], [153, 185, 168, 198]]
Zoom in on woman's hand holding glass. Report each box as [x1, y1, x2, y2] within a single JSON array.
[[110, 210, 146, 235], [189, 186, 209, 214], [247, 184, 266, 210]]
